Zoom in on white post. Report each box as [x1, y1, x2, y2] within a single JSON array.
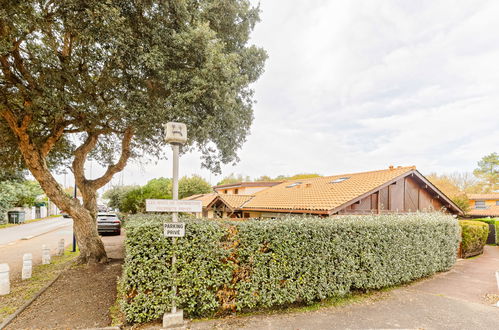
[[42, 245, 51, 264], [57, 238, 65, 256], [22, 253, 33, 280], [0, 263, 10, 295], [162, 122, 186, 328], [171, 143, 179, 314]]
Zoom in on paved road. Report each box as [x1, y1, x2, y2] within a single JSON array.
[[0, 216, 72, 245], [0, 217, 74, 277], [0, 216, 125, 278], [192, 246, 499, 330]]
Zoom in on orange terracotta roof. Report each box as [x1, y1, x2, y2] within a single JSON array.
[[467, 205, 499, 217], [182, 193, 217, 208], [217, 194, 254, 210], [468, 193, 499, 201], [243, 166, 416, 213]]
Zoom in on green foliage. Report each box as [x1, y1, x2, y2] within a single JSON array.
[[0, 181, 17, 222], [178, 175, 212, 199], [451, 194, 470, 213], [0, 180, 43, 222], [217, 173, 252, 185], [473, 152, 498, 193], [0, 0, 266, 175], [459, 220, 489, 257], [13, 180, 44, 207], [121, 213, 459, 323], [120, 178, 172, 214], [103, 185, 139, 211], [471, 218, 497, 225]]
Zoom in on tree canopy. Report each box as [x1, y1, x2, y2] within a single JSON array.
[[473, 152, 498, 192], [0, 0, 266, 174], [0, 0, 266, 262], [178, 175, 212, 199]]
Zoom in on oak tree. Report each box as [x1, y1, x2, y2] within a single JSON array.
[[0, 0, 266, 263]]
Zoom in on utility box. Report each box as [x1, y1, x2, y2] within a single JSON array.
[[164, 122, 187, 145], [8, 211, 25, 224]]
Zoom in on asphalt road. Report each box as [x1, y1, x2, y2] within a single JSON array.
[[0, 216, 73, 277], [0, 216, 125, 278], [0, 216, 72, 245]]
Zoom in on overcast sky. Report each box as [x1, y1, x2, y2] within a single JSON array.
[[58, 0, 499, 191]]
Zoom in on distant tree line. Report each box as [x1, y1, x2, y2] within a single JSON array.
[[0, 170, 44, 220], [427, 152, 498, 212], [103, 175, 212, 214]]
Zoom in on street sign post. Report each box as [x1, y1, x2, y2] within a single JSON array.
[[147, 122, 190, 328]]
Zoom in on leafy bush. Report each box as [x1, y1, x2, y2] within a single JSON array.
[[459, 220, 489, 257], [472, 217, 497, 225], [121, 213, 460, 323]]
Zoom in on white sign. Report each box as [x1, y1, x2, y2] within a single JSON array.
[[146, 199, 202, 213], [164, 222, 185, 237]]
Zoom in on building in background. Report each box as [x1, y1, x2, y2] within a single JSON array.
[[467, 193, 499, 218], [213, 181, 281, 195], [185, 166, 463, 219]]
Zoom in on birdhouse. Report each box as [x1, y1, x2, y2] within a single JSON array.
[[164, 122, 187, 145]]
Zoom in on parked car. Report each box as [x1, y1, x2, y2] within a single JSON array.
[[96, 212, 121, 235], [61, 212, 71, 218]]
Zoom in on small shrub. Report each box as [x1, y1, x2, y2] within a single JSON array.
[[121, 213, 460, 323], [459, 220, 489, 257]]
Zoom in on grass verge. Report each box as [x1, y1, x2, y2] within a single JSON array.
[[0, 215, 61, 230], [0, 248, 79, 324]]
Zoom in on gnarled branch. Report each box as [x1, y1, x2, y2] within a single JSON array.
[[89, 127, 134, 189], [72, 133, 99, 187]]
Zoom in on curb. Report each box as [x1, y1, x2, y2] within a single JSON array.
[[0, 263, 71, 330]]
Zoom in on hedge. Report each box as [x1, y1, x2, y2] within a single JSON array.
[[120, 213, 460, 323], [472, 218, 499, 245], [459, 220, 489, 257]]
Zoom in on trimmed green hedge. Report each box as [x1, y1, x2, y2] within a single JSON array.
[[120, 213, 460, 323], [459, 220, 489, 257], [472, 218, 499, 245]]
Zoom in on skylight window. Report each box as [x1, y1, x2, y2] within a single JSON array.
[[286, 182, 302, 188], [330, 177, 349, 184]]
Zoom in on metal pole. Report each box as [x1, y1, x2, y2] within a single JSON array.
[[72, 184, 77, 252], [171, 143, 179, 314]]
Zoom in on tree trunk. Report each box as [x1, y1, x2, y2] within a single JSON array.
[[12, 129, 108, 264], [71, 204, 107, 264]]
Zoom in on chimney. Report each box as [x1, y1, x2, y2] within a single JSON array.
[[305, 183, 312, 188], [389, 165, 394, 170]]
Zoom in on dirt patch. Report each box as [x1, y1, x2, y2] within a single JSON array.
[[6, 260, 123, 329]]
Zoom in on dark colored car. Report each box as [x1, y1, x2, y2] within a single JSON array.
[[97, 213, 121, 235]]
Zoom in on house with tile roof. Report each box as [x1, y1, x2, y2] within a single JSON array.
[[213, 181, 281, 195], [467, 193, 499, 218], [187, 166, 463, 219]]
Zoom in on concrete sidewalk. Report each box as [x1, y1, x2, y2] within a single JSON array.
[[192, 246, 499, 330]]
